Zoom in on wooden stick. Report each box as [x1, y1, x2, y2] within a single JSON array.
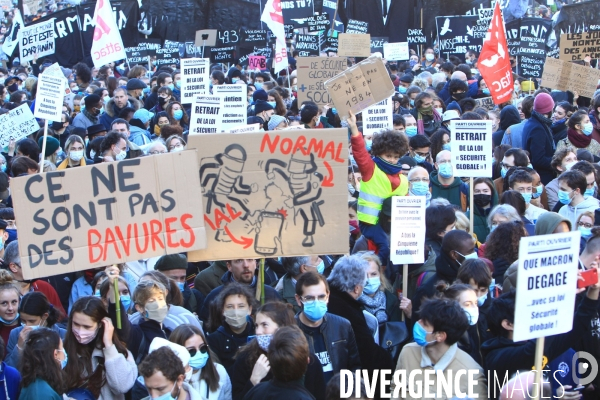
[[532, 337, 545, 400], [260, 259, 265, 305], [401, 264, 408, 321], [469, 177, 474, 236], [39, 120, 48, 172], [114, 274, 121, 329]]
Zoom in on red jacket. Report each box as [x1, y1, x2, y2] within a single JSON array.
[[31, 280, 66, 318]]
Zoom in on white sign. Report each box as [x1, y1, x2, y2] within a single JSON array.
[[189, 96, 223, 134], [90, 0, 126, 68], [361, 97, 393, 137], [0, 104, 39, 148], [34, 73, 67, 122], [213, 84, 247, 132], [450, 120, 493, 178], [390, 196, 426, 265], [180, 58, 210, 104], [383, 42, 409, 61], [513, 232, 580, 342], [229, 124, 261, 134], [19, 19, 56, 62]]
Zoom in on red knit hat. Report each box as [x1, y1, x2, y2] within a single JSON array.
[[533, 93, 554, 114]]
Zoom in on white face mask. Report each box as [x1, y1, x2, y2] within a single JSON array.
[[69, 150, 84, 162], [115, 148, 127, 161]]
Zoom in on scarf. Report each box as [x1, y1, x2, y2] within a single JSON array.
[[373, 156, 403, 175], [532, 111, 556, 150], [567, 127, 591, 148], [82, 108, 99, 124], [358, 290, 387, 323], [417, 107, 442, 135]]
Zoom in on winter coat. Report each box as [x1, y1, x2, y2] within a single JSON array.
[[430, 171, 468, 212], [523, 112, 556, 185], [99, 96, 142, 131]]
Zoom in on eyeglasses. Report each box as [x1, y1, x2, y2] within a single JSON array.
[[149, 150, 168, 155], [168, 143, 183, 151], [578, 222, 594, 229], [299, 294, 327, 305], [188, 344, 209, 357]]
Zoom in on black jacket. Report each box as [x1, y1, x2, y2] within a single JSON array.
[[551, 121, 568, 144], [524, 112, 557, 185], [492, 106, 521, 148], [231, 348, 325, 400], [243, 379, 315, 400], [491, 257, 512, 282], [295, 312, 362, 376], [125, 318, 171, 364], [182, 286, 205, 316], [206, 321, 255, 376], [457, 294, 492, 366], [326, 287, 392, 372]]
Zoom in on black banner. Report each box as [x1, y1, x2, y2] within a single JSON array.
[[346, 19, 368, 34], [506, 19, 520, 57], [125, 40, 161, 65], [242, 30, 268, 45], [307, 13, 331, 32], [370, 37, 389, 54], [296, 33, 320, 57], [282, 0, 315, 28], [555, 1, 600, 36], [407, 28, 428, 46], [210, 46, 236, 63], [512, 18, 552, 79], [216, 30, 241, 47], [436, 15, 482, 56]]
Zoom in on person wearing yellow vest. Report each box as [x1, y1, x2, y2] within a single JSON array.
[[348, 110, 409, 275]]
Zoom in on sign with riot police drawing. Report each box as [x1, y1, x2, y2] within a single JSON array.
[[187, 129, 348, 261]]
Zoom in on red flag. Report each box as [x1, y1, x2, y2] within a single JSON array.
[[478, 2, 513, 104]]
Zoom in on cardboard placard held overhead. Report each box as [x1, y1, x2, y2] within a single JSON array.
[[450, 120, 493, 178], [195, 30, 218, 47], [541, 57, 600, 99], [513, 231, 579, 342], [324, 56, 395, 117], [337, 33, 371, 57], [12, 152, 207, 279], [19, 19, 56, 62], [474, 97, 495, 110], [297, 57, 348, 107], [559, 32, 600, 62], [361, 96, 393, 137], [390, 196, 426, 265], [34, 72, 66, 122], [0, 104, 39, 148], [186, 129, 348, 261]]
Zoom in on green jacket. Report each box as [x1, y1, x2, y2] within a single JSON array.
[[19, 378, 62, 400], [194, 261, 228, 297], [465, 182, 499, 244], [430, 171, 468, 212]]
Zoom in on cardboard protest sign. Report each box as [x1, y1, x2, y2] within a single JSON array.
[[12, 152, 207, 279], [361, 97, 393, 137], [407, 29, 427, 46], [0, 104, 39, 148], [34, 73, 67, 122], [213, 84, 247, 132], [249, 56, 267, 70], [436, 15, 482, 56], [559, 32, 600, 62], [346, 19, 368, 34], [513, 232, 579, 342], [186, 128, 348, 261], [338, 33, 371, 57], [541, 57, 600, 99], [229, 124, 261, 134], [189, 96, 223, 134], [19, 19, 56, 62], [390, 196, 426, 265], [296, 34, 320, 57], [474, 97, 495, 110], [324, 56, 395, 117], [383, 42, 409, 61], [297, 57, 348, 107], [450, 120, 493, 178], [180, 58, 210, 105]]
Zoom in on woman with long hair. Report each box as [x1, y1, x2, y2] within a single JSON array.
[[64, 296, 137, 399], [230, 301, 325, 400], [19, 328, 64, 399], [166, 101, 190, 132], [0, 270, 21, 354], [485, 220, 527, 281], [5, 292, 65, 368], [170, 324, 232, 400]]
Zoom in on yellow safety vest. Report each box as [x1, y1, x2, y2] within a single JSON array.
[[357, 167, 408, 224]]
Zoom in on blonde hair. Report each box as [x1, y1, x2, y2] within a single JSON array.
[[454, 211, 470, 233], [357, 252, 391, 292], [0, 270, 21, 298], [577, 211, 595, 226], [42, 159, 57, 172]]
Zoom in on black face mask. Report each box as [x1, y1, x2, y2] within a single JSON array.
[[158, 97, 168, 106], [453, 92, 466, 101], [474, 194, 492, 208], [7, 83, 18, 92], [51, 121, 64, 131]]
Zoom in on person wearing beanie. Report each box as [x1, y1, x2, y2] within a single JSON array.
[[523, 93, 556, 185], [252, 89, 268, 104], [126, 78, 147, 101], [268, 114, 288, 130], [154, 254, 205, 316], [37, 136, 61, 166], [398, 74, 413, 94], [73, 94, 102, 129], [247, 100, 275, 130]]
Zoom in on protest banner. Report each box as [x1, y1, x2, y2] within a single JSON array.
[[307, 13, 331, 32], [249, 55, 267, 70], [436, 15, 482, 56], [541, 57, 600, 99], [186, 128, 348, 261], [505, 19, 520, 57], [242, 30, 268, 45], [296, 34, 320, 56], [0, 0, 11, 11], [325, 56, 395, 117], [383, 42, 409, 61], [555, 1, 600, 37], [189, 96, 223, 135], [282, 0, 314, 28], [370, 37, 389, 54], [338, 33, 371, 57], [361, 97, 393, 137], [390, 196, 426, 265], [180, 58, 210, 105], [12, 152, 207, 279], [517, 18, 552, 79], [90, 0, 127, 68], [213, 84, 247, 132], [297, 57, 347, 107], [125, 40, 161, 65], [229, 124, 261, 134], [261, 0, 288, 74], [19, 19, 56, 62], [216, 29, 240, 46], [322, 0, 344, 33], [34, 73, 66, 123], [474, 97, 495, 110], [210, 46, 236, 63], [285, 25, 296, 40], [346, 19, 368, 34], [559, 32, 600, 62], [513, 231, 580, 342], [407, 28, 427, 46], [324, 33, 339, 53], [449, 120, 493, 178], [0, 104, 39, 148]]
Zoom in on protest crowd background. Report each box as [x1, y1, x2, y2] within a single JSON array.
[[0, 0, 598, 399]]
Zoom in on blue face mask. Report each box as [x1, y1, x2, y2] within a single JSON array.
[[365, 139, 372, 151], [177, 282, 185, 292], [363, 277, 381, 295], [303, 300, 327, 321], [143, 87, 151, 95], [267, 101, 276, 108], [58, 348, 68, 369], [152, 383, 177, 400], [104, 96, 111, 104], [315, 260, 325, 275], [173, 110, 184, 121], [478, 293, 487, 307], [490, 224, 497, 233], [120, 295, 132, 311], [521, 192, 532, 204], [583, 123, 594, 136], [405, 126, 418, 138], [167, 84, 174, 91], [579, 226, 593, 239], [456, 251, 478, 264], [501, 166, 508, 179], [232, 78, 239, 83], [254, 82, 263, 90], [94, 290, 101, 297], [398, 86, 407, 94], [0, 313, 19, 325], [189, 349, 209, 370], [0, 164, 6, 173], [413, 321, 434, 347], [585, 187, 595, 197], [438, 163, 453, 178], [482, 88, 490, 96], [532, 185, 543, 199], [558, 189, 573, 205], [413, 154, 426, 164], [442, 143, 451, 151], [411, 181, 430, 196], [410, 99, 415, 107], [175, 81, 181, 89]]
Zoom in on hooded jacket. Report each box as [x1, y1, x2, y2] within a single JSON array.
[[558, 196, 600, 228], [492, 106, 521, 148], [99, 96, 142, 131], [466, 183, 499, 243], [430, 170, 468, 212], [194, 261, 228, 296], [524, 112, 557, 185]]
